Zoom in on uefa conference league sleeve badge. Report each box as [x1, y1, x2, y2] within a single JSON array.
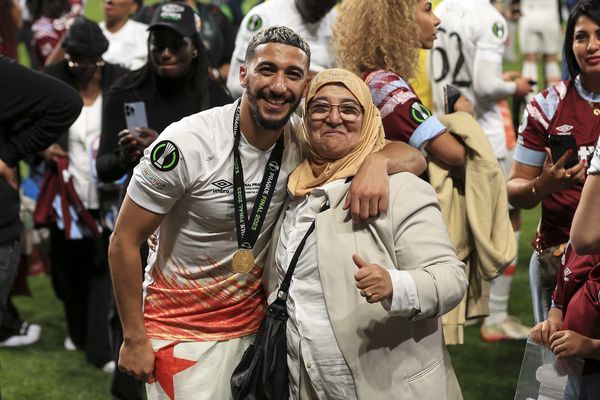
[[151, 140, 180, 172]]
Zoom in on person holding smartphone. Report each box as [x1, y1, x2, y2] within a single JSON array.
[[97, 3, 231, 188], [507, 0, 600, 324]]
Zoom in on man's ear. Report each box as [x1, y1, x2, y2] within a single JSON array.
[[239, 64, 249, 89]]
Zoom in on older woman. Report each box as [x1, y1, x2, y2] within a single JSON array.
[[507, 0, 600, 324], [273, 69, 467, 399]]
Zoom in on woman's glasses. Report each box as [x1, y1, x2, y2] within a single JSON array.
[[307, 101, 363, 122]]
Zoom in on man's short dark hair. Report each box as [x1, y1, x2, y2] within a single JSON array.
[[244, 26, 311, 65]]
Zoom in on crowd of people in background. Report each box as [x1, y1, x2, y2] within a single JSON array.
[[1, 0, 600, 399]]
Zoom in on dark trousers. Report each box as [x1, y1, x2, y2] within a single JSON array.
[[0, 241, 20, 329], [49, 227, 112, 367]]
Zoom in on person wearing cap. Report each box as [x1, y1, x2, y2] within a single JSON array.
[[97, 4, 231, 398], [43, 16, 127, 371], [132, 0, 237, 83], [100, 0, 149, 70], [108, 25, 426, 400], [98, 2, 232, 188]]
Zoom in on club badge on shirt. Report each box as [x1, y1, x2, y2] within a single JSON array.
[[492, 21, 505, 39], [151, 140, 180, 172], [410, 102, 432, 124], [246, 15, 263, 32]]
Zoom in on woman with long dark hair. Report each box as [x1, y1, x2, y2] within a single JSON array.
[[507, 0, 600, 325]]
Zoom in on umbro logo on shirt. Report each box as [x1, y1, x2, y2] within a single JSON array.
[[555, 125, 573, 135], [564, 267, 572, 282], [212, 179, 233, 193]]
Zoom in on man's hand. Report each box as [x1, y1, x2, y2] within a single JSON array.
[[119, 336, 156, 381], [503, 71, 533, 99], [353, 254, 393, 303], [550, 330, 597, 359], [0, 159, 18, 190], [344, 152, 389, 224], [514, 77, 533, 99]]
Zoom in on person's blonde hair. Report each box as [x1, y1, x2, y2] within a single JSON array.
[[332, 0, 420, 80]]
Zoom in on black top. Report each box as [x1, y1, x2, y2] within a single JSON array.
[[133, 1, 236, 70], [96, 73, 233, 183], [0, 56, 83, 244], [44, 61, 128, 151]]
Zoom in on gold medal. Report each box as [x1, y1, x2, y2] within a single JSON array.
[[595, 108, 600, 117], [232, 249, 255, 274]]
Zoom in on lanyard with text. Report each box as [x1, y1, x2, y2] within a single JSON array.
[[231, 104, 285, 274]]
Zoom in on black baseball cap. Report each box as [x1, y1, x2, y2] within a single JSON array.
[[148, 3, 197, 37]]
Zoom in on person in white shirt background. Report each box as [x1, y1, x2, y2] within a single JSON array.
[[430, 0, 533, 342], [226, 0, 337, 98], [518, 0, 563, 98], [100, 0, 148, 70]]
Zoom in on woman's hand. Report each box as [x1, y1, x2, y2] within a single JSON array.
[[353, 254, 393, 303], [133, 127, 159, 150], [537, 149, 586, 197], [550, 330, 599, 359], [41, 143, 68, 164], [530, 307, 563, 346], [118, 129, 142, 165]]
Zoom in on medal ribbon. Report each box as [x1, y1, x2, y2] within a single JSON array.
[[232, 103, 285, 251]]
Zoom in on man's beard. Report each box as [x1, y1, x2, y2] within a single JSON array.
[[246, 86, 300, 131], [295, 0, 337, 24]]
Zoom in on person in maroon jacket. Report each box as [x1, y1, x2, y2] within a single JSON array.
[[531, 245, 600, 398]]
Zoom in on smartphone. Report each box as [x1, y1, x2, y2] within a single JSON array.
[[124, 101, 148, 136], [444, 84, 461, 114], [549, 135, 579, 169]]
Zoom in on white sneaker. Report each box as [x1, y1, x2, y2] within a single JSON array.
[[0, 322, 41, 347], [64, 336, 77, 351], [101, 360, 116, 373], [480, 315, 531, 342]]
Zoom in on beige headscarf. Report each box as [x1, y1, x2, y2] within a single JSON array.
[[288, 68, 386, 196]]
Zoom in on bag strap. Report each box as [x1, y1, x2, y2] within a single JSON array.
[[56, 158, 102, 238], [277, 202, 329, 301]]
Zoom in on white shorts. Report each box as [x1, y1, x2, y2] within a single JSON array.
[[518, 10, 562, 55], [145, 335, 255, 400]]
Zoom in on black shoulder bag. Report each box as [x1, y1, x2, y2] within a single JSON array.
[[231, 205, 327, 400]]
